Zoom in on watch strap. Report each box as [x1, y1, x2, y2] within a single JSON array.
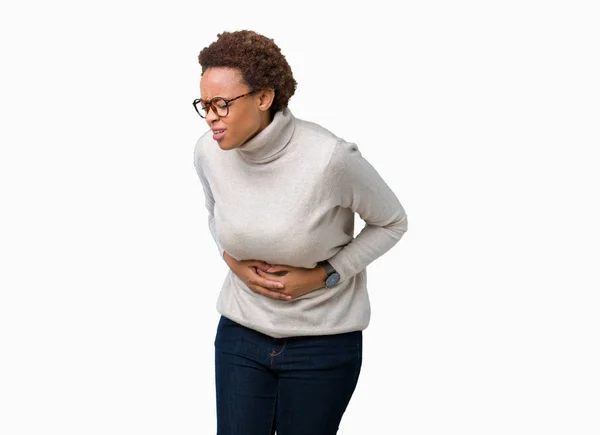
[[319, 260, 335, 276]]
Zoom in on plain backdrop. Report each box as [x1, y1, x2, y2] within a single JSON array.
[[1, 1, 599, 434]]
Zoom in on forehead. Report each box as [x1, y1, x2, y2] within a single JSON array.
[[200, 67, 246, 99]]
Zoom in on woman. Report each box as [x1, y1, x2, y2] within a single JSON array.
[[193, 30, 408, 435]]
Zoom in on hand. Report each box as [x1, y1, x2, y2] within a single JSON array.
[[223, 252, 291, 301], [256, 264, 328, 300]]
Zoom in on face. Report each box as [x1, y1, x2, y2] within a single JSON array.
[[199, 67, 273, 150]]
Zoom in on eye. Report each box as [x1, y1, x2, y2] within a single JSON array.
[[213, 98, 228, 110]]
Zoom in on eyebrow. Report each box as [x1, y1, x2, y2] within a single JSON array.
[[200, 95, 229, 102]]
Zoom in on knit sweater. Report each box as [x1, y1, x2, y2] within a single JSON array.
[[193, 108, 407, 338]]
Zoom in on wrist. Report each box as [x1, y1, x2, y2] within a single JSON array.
[[317, 260, 340, 288], [313, 264, 328, 289]]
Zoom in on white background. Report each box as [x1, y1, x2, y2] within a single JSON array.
[[1, 0, 599, 434]]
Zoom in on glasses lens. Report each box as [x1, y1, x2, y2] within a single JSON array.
[[211, 98, 229, 117], [194, 98, 229, 118], [194, 100, 207, 118]]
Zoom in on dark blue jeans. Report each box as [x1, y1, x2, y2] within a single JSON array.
[[214, 316, 363, 435]]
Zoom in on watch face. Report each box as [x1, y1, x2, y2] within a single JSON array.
[[326, 273, 340, 288]]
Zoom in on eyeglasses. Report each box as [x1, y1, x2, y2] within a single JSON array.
[[193, 91, 258, 118]]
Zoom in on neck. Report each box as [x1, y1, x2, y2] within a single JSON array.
[[258, 110, 273, 131]]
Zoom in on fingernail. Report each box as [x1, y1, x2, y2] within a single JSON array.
[[278, 284, 284, 289]]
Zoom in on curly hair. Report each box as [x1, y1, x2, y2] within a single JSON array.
[[198, 30, 297, 116]]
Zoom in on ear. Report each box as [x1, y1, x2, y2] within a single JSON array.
[[257, 89, 275, 112]]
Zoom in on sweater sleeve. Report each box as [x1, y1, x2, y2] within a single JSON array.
[[325, 140, 408, 282], [193, 143, 225, 260]]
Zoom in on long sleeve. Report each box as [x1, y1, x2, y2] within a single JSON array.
[[325, 140, 407, 282], [194, 145, 225, 260]]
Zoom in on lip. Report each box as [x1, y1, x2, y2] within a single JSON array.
[[212, 128, 226, 141]]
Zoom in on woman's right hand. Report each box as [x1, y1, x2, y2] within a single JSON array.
[[223, 252, 292, 301]]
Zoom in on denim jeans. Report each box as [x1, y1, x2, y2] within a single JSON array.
[[214, 315, 363, 435]]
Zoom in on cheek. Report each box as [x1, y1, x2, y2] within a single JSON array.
[[230, 114, 259, 145]]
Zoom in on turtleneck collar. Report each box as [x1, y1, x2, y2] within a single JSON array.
[[235, 108, 295, 164]]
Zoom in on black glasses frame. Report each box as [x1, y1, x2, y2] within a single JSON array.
[[193, 91, 258, 118]]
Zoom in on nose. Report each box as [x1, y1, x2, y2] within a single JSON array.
[[205, 105, 220, 124]]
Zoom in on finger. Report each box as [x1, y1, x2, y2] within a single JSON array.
[[255, 269, 286, 289], [265, 264, 292, 273], [245, 260, 273, 272], [249, 284, 291, 300], [251, 270, 285, 291]]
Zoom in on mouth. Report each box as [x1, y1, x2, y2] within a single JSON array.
[[212, 129, 226, 141]]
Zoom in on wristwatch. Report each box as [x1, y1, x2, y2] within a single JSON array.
[[319, 260, 340, 288]]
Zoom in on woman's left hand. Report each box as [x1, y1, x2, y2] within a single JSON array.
[[256, 264, 327, 300]]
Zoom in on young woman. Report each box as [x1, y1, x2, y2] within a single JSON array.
[[193, 30, 408, 435]]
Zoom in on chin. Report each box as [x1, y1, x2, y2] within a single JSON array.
[[216, 139, 239, 151]]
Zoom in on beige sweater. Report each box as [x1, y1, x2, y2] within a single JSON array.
[[194, 108, 407, 338]]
